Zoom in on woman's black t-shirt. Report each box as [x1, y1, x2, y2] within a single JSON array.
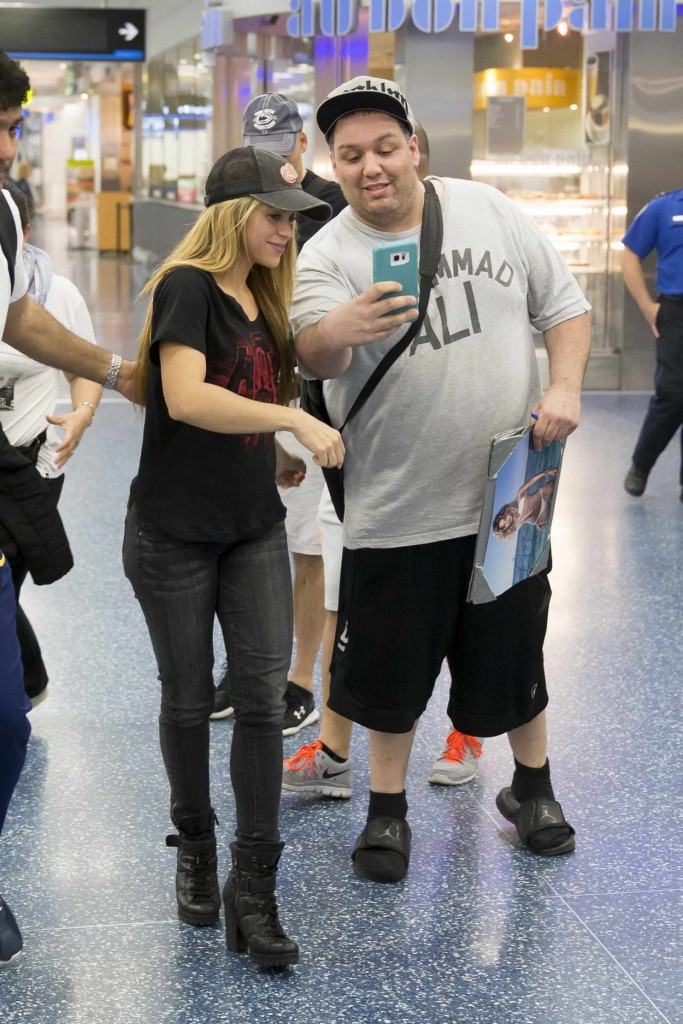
[[130, 266, 285, 542]]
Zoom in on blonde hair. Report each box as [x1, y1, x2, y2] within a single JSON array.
[[133, 196, 297, 407]]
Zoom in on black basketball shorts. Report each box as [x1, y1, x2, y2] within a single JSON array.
[[329, 534, 551, 736]]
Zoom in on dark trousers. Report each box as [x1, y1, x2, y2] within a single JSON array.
[[632, 299, 683, 483], [123, 504, 292, 853], [0, 553, 31, 834], [9, 474, 65, 699]]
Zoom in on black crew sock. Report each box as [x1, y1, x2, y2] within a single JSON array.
[[511, 758, 554, 803], [320, 742, 347, 763], [510, 758, 572, 853], [287, 680, 313, 701], [354, 790, 409, 882], [367, 789, 408, 822]]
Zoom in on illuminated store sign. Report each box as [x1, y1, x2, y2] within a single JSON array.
[[473, 68, 582, 109], [287, 0, 679, 49]]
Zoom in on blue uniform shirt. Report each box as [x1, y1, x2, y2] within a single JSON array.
[[622, 189, 683, 296]]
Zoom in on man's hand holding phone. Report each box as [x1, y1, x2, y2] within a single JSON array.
[[320, 282, 419, 349]]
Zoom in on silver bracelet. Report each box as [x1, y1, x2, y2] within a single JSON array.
[[103, 353, 122, 390]]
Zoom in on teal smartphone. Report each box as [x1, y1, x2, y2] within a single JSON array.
[[372, 239, 419, 315]]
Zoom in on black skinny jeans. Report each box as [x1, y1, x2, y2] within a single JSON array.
[[123, 504, 292, 854]]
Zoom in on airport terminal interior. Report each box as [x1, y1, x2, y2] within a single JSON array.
[[1, 2, 683, 1023], [0, 222, 680, 1024]]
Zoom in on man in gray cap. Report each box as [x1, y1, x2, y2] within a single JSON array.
[[243, 93, 346, 251], [291, 76, 591, 884]]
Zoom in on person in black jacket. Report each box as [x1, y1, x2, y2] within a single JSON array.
[[1, 47, 134, 966]]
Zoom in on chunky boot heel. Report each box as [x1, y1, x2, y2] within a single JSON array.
[[222, 872, 247, 952], [166, 834, 220, 927], [222, 844, 298, 968]]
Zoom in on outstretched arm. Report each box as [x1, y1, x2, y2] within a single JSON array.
[[4, 294, 134, 399], [160, 342, 345, 468]]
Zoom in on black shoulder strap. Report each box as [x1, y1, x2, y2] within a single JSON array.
[[0, 191, 17, 293], [339, 179, 443, 433]]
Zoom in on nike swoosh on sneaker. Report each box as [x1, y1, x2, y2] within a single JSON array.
[[322, 767, 348, 779]]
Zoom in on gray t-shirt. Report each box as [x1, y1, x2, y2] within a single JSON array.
[[291, 177, 590, 550]]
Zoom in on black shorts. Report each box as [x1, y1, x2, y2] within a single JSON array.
[[329, 534, 550, 736]]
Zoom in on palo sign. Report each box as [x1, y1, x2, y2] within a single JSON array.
[[287, 0, 679, 50]]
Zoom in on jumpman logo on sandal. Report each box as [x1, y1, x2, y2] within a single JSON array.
[[376, 824, 399, 842]]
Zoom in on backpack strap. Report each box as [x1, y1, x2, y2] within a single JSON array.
[[0, 191, 18, 294], [339, 178, 443, 433]]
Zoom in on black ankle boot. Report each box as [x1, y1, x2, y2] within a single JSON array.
[[223, 843, 299, 967], [166, 833, 220, 926]]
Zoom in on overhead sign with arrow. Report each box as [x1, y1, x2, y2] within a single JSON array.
[[3, 8, 147, 62], [118, 23, 140, 44]]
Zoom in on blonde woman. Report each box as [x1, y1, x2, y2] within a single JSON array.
[[122, 147, 342, 967]]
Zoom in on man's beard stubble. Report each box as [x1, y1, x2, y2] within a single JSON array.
[[352, 180, 420, 230]]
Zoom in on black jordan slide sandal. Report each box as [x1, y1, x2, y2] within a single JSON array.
[[351, 817, 412, 882], [496, 788, 576, 856]]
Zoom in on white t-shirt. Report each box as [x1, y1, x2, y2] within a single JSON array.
[[291, 177, 591, 550], [0, 188, 28, 322], [0, 274, 97, 478]]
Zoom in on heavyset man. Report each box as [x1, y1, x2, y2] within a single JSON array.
[[291, 78, 591, 882]]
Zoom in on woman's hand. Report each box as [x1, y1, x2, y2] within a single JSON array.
[[291, 411, 345, 468], [46, 406, 93, 469]]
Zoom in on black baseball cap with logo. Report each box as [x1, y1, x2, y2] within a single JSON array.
[[316, 77, 414, 137], [204, 146, 331, 221]]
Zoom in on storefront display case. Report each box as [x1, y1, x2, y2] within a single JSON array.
[[470, 154, 625, 349], [470, 28, 626, 357]]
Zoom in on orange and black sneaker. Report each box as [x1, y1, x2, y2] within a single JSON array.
[[428, 731, 483, 786], [282, 740, 352, 798]]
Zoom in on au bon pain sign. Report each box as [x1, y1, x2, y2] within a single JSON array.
[[287, 0, 679, 50], [474, 68, 582, 110]]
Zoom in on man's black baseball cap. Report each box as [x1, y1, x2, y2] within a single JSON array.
[[316, 77, 414, 137], [204, 146, 331, 221]]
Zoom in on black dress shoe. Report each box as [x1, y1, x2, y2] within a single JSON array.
[[624, 463, 648, 496]]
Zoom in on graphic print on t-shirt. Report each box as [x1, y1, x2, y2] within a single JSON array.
[[0, 374, 20, 411], [205, 327, 279, 449]]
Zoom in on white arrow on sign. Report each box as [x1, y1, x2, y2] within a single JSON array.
[[118, 23, 139, 42]]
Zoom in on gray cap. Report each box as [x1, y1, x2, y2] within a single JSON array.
[[242, 94, 304, 156]]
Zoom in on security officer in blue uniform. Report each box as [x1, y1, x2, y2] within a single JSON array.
[[622, 188, 683, 499]]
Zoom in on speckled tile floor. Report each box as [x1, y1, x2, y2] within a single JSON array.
[[1, 234, 682, 1023]]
